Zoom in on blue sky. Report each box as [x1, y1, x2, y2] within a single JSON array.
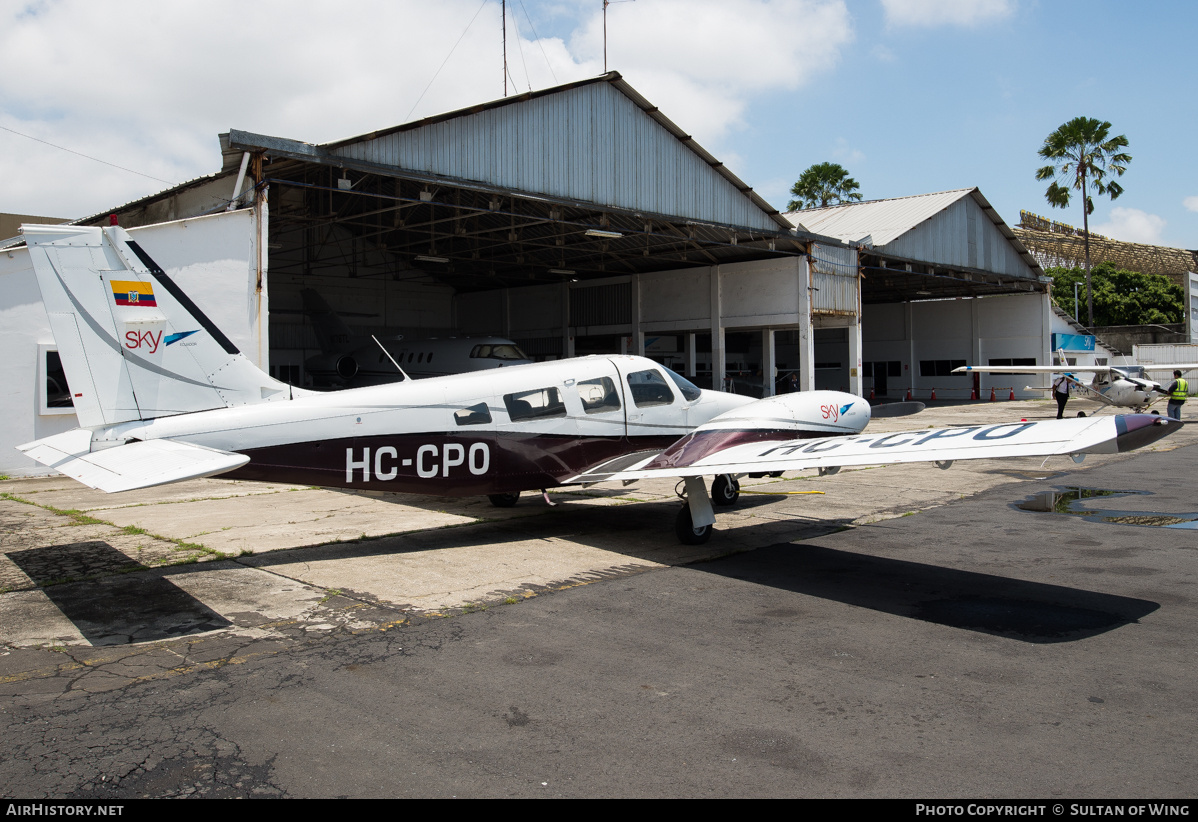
[[1, 0, 1194, 248]]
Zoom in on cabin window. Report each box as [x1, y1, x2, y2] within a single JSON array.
[[626, 369, 675, 407], [38, 345, 75, 416], [454, 403, 492, 426], [427, 352, 434, 363], [576, 377, 621, 414], [504, 386, 567, 421], [407, 353, 415, 363]]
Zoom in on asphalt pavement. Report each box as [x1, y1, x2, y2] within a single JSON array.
[[1, 399, 1195, 797]]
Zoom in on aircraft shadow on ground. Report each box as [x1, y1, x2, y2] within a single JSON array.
[[702, 541, 1159, 644], [6, 542, 231, 645]]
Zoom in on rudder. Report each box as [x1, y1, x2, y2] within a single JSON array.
[[24, 224, 295, 428]]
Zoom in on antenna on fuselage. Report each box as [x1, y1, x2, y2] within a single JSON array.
[[373, 335, 411, 381]]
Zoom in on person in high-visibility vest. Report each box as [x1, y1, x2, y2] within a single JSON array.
[[1166, 370, 1189, 420]]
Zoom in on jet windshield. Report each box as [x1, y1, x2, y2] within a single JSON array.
[[471, 344, 529, 361]]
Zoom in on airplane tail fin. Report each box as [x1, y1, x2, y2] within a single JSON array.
[[301, 288, 355, 355], [23, 224, 295, 429]]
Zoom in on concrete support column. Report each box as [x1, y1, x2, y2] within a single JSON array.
[[561, 282, 573, 358], [847, 317, 863, 396], [710, 266, 725, 390], [632, 274, 645, 356], [797, 257, 815, 391], [906, 301, 916, 398], [971, 297, 982, 374], [685, 332, 697, 377], [762, 327, 776, 397], [1039, 291, 1052, 367]]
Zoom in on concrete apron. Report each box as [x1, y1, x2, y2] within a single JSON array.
[[2, 399, 1192, 648]]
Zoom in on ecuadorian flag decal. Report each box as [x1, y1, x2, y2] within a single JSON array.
[[111, 280, 157, 307]]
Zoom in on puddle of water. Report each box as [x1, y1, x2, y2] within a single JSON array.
[[1017, 487, 1198, 530]]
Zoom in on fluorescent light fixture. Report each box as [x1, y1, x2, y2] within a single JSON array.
[[549, 268, 575, 275], [415, 255, 448, 264], [915, 290, 932, 296], [585, 228, 623, 239]]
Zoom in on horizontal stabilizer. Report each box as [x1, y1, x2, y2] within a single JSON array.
[[18, 434, 248, 493]]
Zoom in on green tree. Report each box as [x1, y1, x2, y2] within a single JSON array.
[[1036, 117, 1131, 326], [1047, 263, 1182, 326], [787, 162, 863, 211]]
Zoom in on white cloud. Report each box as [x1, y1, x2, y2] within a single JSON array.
[[881, 0, 1015, 28], [1183, 196, 1198, 212], [831, 137, 866, 167], [1092, 207, 1167, 245], [573, 0, 853, 142], [0, 0, 854, 218]]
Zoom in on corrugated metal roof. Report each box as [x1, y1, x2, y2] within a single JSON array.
[[786, 188, 1043, 280], [229, 72, 789, 235], [787, 189, 975, 246]]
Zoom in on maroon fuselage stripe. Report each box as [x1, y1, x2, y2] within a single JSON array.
[[223, 432, 682, 495]]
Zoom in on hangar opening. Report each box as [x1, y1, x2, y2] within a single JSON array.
[[71, 73, 848, 399]]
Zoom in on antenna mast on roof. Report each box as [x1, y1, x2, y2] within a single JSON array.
[[503, 0, 508, 96], [604, 0, 636, 73]]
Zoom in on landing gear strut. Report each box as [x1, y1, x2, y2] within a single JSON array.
[[675, 476, 717, 545]]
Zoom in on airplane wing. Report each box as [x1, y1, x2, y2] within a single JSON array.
[[567, 414, 1177, 484], [1139, 364, 1198, 374], [17, 430, 249, 493], [952, 365, 1110, 374]]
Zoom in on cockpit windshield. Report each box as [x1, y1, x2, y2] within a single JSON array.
[[471, 344, 529, 361], [664, 369, 703, 402]]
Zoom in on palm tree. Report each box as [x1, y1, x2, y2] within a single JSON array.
[[1036, 117, 1131, 327], [787, 162, 863, 211]]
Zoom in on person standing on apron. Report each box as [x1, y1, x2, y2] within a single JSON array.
[[1053, 374, 1070, 419]]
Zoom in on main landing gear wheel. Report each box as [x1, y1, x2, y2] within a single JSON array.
[[487, 492, 521, 507], [711, 474, 740, 507], [675, 505, 712, 545], [1076, 411, 1087, 418]]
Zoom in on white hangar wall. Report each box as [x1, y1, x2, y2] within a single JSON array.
[[456, 253, 865, 396], [862, 292, 1051, 400], [0, 209, 266, 475]]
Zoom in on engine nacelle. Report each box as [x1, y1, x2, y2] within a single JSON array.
[[336, 355, 359, 380], [705, 390, 871, 436]]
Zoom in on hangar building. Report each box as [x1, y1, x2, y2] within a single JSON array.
[[789, 189, 1053, 399], [1, 74, 1051, 475]]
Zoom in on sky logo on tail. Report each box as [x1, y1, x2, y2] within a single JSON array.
[[111, 280, 157, 307]]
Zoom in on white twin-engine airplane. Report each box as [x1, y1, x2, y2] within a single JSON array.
[[952, 359, 1198, 413], [17, 225, 1180, 544]]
